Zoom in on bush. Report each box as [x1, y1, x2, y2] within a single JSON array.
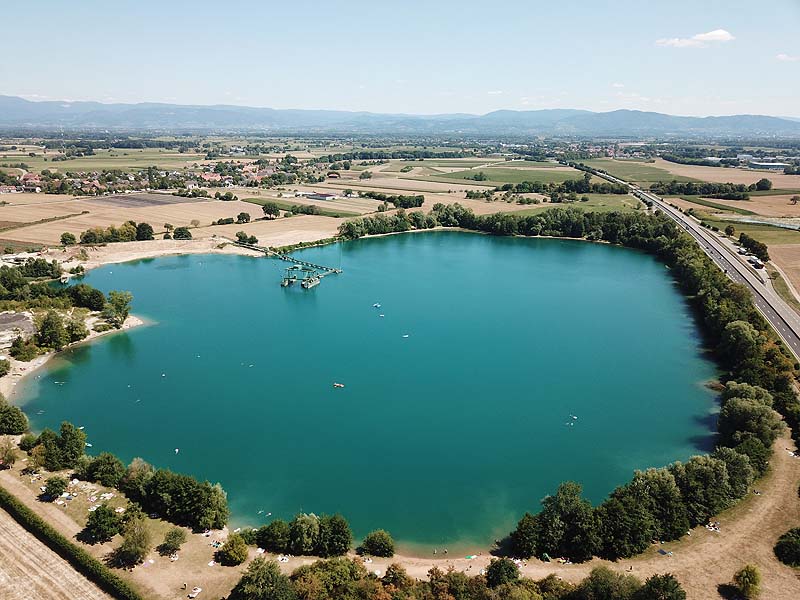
[[485, 558, 519, 588], [85, 452, 126, 488], [43, 476, 67, 500], [229, 557, 296, 600], [173, 227, 192, 240], [114, 515, 151, 567], [217, 533, 249, 565], [9, 335, 39, 361], [733, 564, 760, 599], [84, 503, 121, 542], [0, 438, 17, 469], [158, 526, 188, 556], [257, 519, 290, 553], [0, 397, 28, 434], [634, 573, 686, 600], [774, 528, 800, 566], [0, 485, 143, 600], [0, 359, 10, 377], [360, 529, 395, 557]]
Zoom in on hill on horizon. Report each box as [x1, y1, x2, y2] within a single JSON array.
[[1, 95, 799, 137]]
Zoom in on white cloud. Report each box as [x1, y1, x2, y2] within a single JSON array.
[[611, 83, 625, 88], [656, 29, 734, 48], [487, 90, 503, 95], [776, 53, 800, 62]]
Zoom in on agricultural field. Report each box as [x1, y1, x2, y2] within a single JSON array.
[[424, 166, 595, 186], [652, 158, 800, 188], [511, 193, 642, 215], [0, 148, 205, 173], [580, 158, 698, 184]]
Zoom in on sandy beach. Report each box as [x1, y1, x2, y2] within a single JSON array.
[[0, 314, 145, 403]]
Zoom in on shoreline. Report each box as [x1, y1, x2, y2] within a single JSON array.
[[0, 314, 145, 404]]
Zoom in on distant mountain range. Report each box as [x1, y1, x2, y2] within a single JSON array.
[[1, 95, 799, 137]]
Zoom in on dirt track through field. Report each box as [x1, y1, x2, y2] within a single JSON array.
[[0, 506, 111, 600]]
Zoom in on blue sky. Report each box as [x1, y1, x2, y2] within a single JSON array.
[[3, 0, 799, 116]]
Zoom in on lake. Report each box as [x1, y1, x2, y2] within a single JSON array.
[[18, 231, 718, 553]]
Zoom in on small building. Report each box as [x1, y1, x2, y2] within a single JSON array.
[[749, 161, 790, 170], [307, 193, 337, 201], [326, 171, 341, 179]]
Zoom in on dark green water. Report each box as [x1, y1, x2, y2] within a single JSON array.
[[18, 232, 718, 552]]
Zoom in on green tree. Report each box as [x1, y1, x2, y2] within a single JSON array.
[[36, 311, 69, 350], [511, 512, 539, 558], [135, 222, 154, 241], [0, 359, 9, 377], [115, 515, 151, 566], [158, 526, 188, 556], [236, 212, 251, 224], [66, 316, 89, 342], [84, 503, 121, 542], [85, 452, 126, 487], [360, 529, 395, 557], [262, 202, 280, 219], [670, 456, 733, 526], [60, 232, 77, 246], [774, 528, 800, 566], [0, 437, 17, 469], [718, 397, 783, 448], [485, 558, 519, 588], [572, 566, 641, 600], [0, 396, 28, 434], [257, 519, 290, 553], [633, 573, 686, 600], [755, 178, 772, 191], [44, 476, 67, 500], [289, 513, 320, 555], [734, 438, 771, 477], [57, 421, 86, 468], [733, 564, 761, 599], [217, 533, 249, 565], [359, 171, 373, 180], [229, 557, 296, 600], [724, 225, 735, 237], [102, 290, 133, 328], [533, 481, 600, 563], [172, 226, 192, 240], [629, 468, 689, 541], [317, 514, 352, 557], [9, 335, 39, 361], [712, 447, 754, 498]]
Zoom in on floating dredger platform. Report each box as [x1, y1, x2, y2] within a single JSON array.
[[234, 241, 342, 289]]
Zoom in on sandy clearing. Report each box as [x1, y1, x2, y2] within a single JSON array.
[[0, 506, 112, 600], [654, 158, 800, 188]]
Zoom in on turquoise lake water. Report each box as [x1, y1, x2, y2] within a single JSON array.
[[18, 231, 718, 552]]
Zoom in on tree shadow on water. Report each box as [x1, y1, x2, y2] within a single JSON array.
[[689, 412, 720, 453]]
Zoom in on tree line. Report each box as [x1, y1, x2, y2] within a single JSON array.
[[650, 179, 772, 198], [739, 232, 770, 261], [317, 150, 469, 162], [227, 555, 695, 600], [338, 203, 799, 563], [359, 191, 425, 208]]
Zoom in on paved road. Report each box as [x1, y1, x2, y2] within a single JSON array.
[[592, 169, 800, 360]]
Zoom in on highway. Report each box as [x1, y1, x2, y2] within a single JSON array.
[[591, 168, 800, 360]]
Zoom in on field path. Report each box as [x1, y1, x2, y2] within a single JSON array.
[[0, 506, 111, 600]]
